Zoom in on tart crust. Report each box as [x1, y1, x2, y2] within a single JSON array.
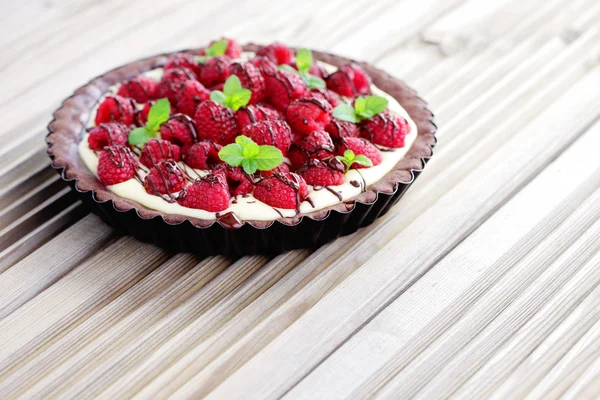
[[47, 44, 437, 231]]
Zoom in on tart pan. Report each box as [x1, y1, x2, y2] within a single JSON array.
[[46, 44, 437, 256]]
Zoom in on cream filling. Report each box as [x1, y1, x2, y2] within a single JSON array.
[[78, 58, 417, 221]]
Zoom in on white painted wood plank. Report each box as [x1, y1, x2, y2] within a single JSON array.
[[194, 65, 600, 400], [284, 120, 600, 400]]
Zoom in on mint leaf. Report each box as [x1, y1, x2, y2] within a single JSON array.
[[196, 55, 210, 64], [207, 39, 227, 56], [296, 48, 313, 72], [353, 155, 373, 168], [228, 89, 252, 111], [212, 76, 252, 111], [218, 143, 245, 166], [335, 149, 372, 172], [364, 95, 388, 116], [241, 159, 258, 175], [354, 97, 367, 115], [254, 145, 283, 171], [146, 98, 170, 132], [128, 127, 155, 146], [223, 75, 242, 96], [332, 103, 360, 123], [278, 64, 297, 73], [302, 72, 326, 89], [210, 90, 227, 106], [220, 136, 283, 174]]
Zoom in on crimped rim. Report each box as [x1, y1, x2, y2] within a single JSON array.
[[46, 43, 437, 230]]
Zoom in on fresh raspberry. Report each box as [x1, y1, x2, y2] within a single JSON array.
[[361, 112, 410, 148], [256, 42, 293, 65], [298, 158, 345, 186], [235, 104, 281, 130], [97, 146, 138, 185], [209, 82, 224, 91], [286, 98, 332, 135], [291, 61, 328, 79], [229, 62, 265, 104], [87, 123, 130, 150], [158, 67, 197, 103], [308, 88, 340, 107], [160, 114, 198, 146], [194, 100, 238, 145], [287, 130, 335, 169], [116, 76, 158, 103], [164, 53, 199, 75], [174, 80, 210, 116], [326, 63, 371, 97], [144, 161, 187, 195], [214, 165, 255, 196], [325, 119, 360, 139], [249, 56, 278, 78], [338, 137, 382, 168], [199, 55, 232, 88], [178, 174, 230, 212], [94, 95, 135, 126], [182, 140, 222, 169], [261, 163, 290, 177], [265, 70, 308, 111], [254, 172, 308, 210], [241, 120, 292, 155], [139, 138, 181, 168]]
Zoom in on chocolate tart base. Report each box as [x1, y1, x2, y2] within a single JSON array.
[[46, 44, 437, 256]]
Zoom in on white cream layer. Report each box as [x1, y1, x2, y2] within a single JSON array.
[[78, 59, 418, 221]]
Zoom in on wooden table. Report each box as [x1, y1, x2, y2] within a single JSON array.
[[2, 0, 600, 398]]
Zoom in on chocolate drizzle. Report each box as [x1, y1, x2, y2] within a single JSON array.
[[218, 211, 243, 229], [169, 113, 199, 142], [145, 160, 184, 203]]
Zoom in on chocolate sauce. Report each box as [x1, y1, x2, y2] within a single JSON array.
[[169, 113, 199, 142], [218, 211, 243, 229], [305, 196, 315, 208], [324, 186, 343, 201], [350, 180, 361, 188]]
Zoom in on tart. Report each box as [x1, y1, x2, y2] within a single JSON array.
[[47, 39, 436, 255]]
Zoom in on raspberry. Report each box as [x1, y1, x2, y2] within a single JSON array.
[[158, 67, 197, 103], [236, 104, 281, 130], [134, 102, 152, 127], [160, 114, 198, 146], [241, 120, 292, 155], [199, 55, 232, 87], [254, 172, 308, 210], [94, 95, 135, 126], [87, 123, 129, 150], [261, 163, 290, 177], [194, 100, 238, 145], [256, 42, 293, 65], [265, 70, 308, 111], [298, 158, 345, 186], [116, 76, 158, 103], [326, 63, 371, 97], [178, 174, 230, 212], [338, 137, 382, 168], [97, 146, 138, 185], [182, 140, 222, 169], [287, 130, 335, 169], [164, 53, 199, 75], [144, 161, 187, 195], [325, 119, 360, 140], [229, 62, 265, 104], [361, 112, 410, 148], [174, 80, 210, 117], [286, 98, 332, 135], [340, 64, 371, 95], [139, 138, 181, 168], [214, 165, 255, 196], [249, 56, 278, 78], [308, 88, 340, 107]]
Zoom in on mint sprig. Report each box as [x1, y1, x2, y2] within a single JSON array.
[[128, 98, 170, 146], [219, 136, 284, 175], [210, 75, 252, 111], [196, 39, 228, 63], [332, 95, 388, 123], [336, 149, 373, 172], [277, 48, 326, 90]]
